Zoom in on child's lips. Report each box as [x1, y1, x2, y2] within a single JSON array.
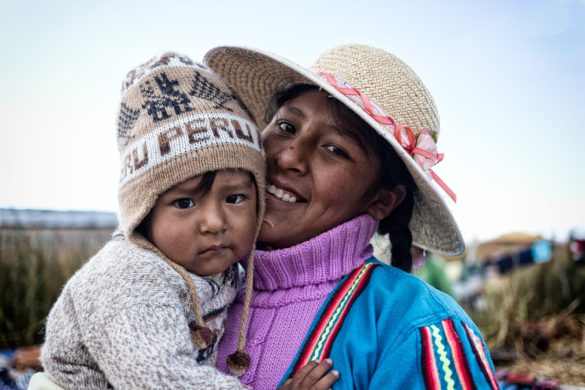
[[199, 244, 228, 255]]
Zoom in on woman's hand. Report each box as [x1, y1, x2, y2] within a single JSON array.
[[278, 359, 339, 390]]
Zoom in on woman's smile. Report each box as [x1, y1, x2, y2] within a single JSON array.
[[258, 89, 382, 249], [266, 181, 303, 203]]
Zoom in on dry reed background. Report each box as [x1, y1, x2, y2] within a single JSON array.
[[0, 228, 112, 348], [472, 244, 585, 384], [1, 228, 584, 384]]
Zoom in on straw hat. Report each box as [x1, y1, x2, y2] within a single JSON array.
[[204, 44, 464, 256]]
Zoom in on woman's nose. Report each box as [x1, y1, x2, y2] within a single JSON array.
[[274, 137, 308, 174], [199, 203, 227, 235]]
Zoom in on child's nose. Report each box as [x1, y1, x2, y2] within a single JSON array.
[[199, 204, 227, 235]]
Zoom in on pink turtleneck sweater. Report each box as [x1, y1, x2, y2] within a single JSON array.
[[217, 215, 377, 390]]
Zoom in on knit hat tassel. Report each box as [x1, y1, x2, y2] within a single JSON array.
[[226, 248, 255, 377], [226, 350, 251, 377], [189, 322, 215, 349], [156, 251, 215, 350]]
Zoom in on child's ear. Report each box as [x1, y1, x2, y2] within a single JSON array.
[[136, 212, 153, 240], [365, 185, 406, 221]]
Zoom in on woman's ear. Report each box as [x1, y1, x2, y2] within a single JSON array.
[[365, 185, 407, 221]]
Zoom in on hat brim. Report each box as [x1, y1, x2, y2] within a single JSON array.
[[205, 46, 464, 256]]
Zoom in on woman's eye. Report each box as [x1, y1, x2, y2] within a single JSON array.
[[174, 199, 194, 209], [277, 121, 295, 134], [226, 194, 246, 204], [325, 145, 349, 158]]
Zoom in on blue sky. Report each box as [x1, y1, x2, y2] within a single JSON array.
[[0, 0, 583, 242]]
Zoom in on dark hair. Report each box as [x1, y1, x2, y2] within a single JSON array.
[[136, 171, 218, 240], [266, 85, 417, 272]]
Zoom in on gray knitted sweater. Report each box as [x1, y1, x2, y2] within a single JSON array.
[[41, 236, 247, 389]]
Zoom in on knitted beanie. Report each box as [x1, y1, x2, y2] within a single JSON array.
[[115, 51, 265, 375]]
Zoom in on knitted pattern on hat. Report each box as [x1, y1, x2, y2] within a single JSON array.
[[116, 51, 265, 375], [116, 52, 264, 239]]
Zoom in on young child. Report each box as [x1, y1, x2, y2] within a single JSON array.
[[37, 52, 332, 389]]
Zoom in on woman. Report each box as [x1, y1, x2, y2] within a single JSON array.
[[205, 44, 499, 389]]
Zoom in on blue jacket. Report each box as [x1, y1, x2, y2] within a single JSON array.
[[282, 258, 499, 389]]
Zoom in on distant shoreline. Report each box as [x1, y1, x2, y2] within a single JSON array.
[[0, 208, 118, 229]]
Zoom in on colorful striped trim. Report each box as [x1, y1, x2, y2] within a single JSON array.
[[443, 319, 475, 390], [421, 325, 441, 389], [463, 323, 499, 390], [420, 319, 479, 390], [292, 262, 379, 373]]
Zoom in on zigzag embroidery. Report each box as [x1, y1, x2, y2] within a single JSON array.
[[431, 324, 456, 390], [442, 319, 474, 390], [288, 262, 378, 378], [310, 265, 369, 360]]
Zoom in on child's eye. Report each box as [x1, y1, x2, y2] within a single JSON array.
[[226, 194, 246, 204], [174, 198, 194, 209], [277, 121, 295, 134], [325, 144, 349, 158]]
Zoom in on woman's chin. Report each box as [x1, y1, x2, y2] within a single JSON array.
[[258, 220, 284, 248], [261, 198, 305, 240], [258, 220, 299, 249]]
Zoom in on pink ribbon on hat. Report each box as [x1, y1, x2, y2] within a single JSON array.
[[318, 72, 457, 202]]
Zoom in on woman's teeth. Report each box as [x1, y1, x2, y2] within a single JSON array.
[[266, 184, 297, 203]]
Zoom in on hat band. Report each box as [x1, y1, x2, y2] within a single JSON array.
[[119, 112, 261, 186], [317, 72, 457, 202]]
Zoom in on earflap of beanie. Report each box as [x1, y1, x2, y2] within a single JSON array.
[[115, 51, 265, 241], [118, 143, 265, 240]]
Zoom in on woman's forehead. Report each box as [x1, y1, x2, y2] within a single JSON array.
[[279, 90, 329, 117], [282, 91, 369, 147]]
